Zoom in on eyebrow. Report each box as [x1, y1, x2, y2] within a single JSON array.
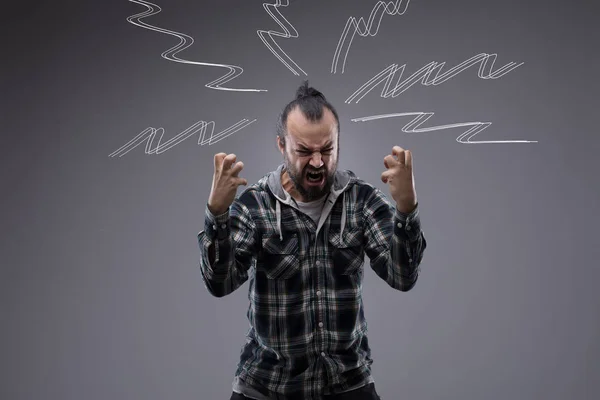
[[296, 141, 333, 151]]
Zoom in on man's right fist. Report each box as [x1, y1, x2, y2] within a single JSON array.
[[207, 153, 248, 215]]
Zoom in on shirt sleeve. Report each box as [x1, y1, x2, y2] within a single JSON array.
[[363, 186, 427, 291], [197, 195, 258, 297]]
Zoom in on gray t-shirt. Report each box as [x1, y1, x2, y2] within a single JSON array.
[[295, 193, 328, 225]]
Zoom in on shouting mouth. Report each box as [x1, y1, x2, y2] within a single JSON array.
[[305, 170, 324, 185]]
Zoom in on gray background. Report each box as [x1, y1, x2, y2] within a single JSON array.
[[2, 0, 599, 399]]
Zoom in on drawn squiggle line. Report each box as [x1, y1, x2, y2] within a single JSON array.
[[127, 0, 265, 92], [332, 0, 411, 74], [351, 113, 538, 144], [108, 118, 257, 157], [257, 0, 307, 76], [346, 53, 523, 103]]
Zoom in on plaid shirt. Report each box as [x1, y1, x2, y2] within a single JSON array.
[[197, 164, 427, 399]]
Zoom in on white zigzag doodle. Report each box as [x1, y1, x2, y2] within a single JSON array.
[[352, 113, 537, 144], [345, 53, 524, 103], [257, 0, 307, 76], [116, 0, 536, 150], [332, 0, 411, 74], [108, 119, 257, 157], [127, 0, 266, 92]]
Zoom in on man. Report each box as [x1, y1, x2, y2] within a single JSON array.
[[197, 81, 427, 400]]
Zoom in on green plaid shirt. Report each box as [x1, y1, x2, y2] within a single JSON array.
[[198, 164, 427, 399]]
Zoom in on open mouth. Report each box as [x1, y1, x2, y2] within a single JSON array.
[[306, 170, 324, 184]]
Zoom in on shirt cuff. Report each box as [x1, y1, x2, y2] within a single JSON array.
[[205, 204, 230, 240], [394, 202, 422, 242]]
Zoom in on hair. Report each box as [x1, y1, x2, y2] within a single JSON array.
[[276, 80, 340, 148]]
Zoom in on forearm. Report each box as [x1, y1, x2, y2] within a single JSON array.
[[390, 203, 426, 289], [197, 205, 248, 297], [367, 197, 427, 292]]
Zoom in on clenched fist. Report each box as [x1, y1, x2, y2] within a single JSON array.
[[207, 153, 248, 215], [381, 146, 417, 214]]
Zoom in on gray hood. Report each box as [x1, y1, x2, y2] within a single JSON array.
[[264, 163, 357, 243]]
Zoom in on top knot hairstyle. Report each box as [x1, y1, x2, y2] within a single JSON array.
[[276, 80, 340, 148]]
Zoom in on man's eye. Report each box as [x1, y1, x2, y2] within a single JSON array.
[[297, 148, 333, 155]]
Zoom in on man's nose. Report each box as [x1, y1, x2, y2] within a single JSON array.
[[309, 152, 324, 168]]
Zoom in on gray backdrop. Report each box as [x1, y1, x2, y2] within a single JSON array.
[[2, 0, 599, 399]]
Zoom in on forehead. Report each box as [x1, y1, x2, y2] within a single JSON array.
[[286, 106, 337, 148]]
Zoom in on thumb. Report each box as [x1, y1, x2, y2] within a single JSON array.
[[381, 171, 392, 183]]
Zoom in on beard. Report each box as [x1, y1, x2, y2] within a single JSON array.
[[283, 152, 336, 202]]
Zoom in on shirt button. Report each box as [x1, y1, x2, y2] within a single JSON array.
[[397, 222, 403, 228], [406, 225, 411, 231], [220, 224, 226, 229], [212, 225, 217, 230], [409, 258, 413, 263], [315, 261, 320, 265], [318, 322, 324, 328], [321, 352, 326, 357], [316, 290, 321, 296]]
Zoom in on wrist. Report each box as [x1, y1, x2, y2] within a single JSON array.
[[396, 202, 417, 214], [208, 203, 227, 216]]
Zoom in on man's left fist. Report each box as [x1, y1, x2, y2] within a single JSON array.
[[381, 146, 417, 213]]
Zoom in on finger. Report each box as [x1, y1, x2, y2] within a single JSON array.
[[405, 150, 412, 170], [230, 161, 244, 177], [235, 177, 248, 186], [392, 145, 405, 156], [392, 146, 406, 164], [222, 153, 237, 170], [214, 153, 227, 171], [384, 154, 398, 169]]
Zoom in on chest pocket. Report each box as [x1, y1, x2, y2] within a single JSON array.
[[328, 227, 365, 275], [260, 233, 301, 279]]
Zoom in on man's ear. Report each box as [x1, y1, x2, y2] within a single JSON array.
[[277, 136, 284, 155]]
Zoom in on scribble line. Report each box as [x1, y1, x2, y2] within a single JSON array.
[[127, 0, 265, 92], [257, 0, 307, 76], [332, 0, 411, 74], [108, 118, 257, 157], [346, 53, 523, 103], [352, 113, 538, 144]]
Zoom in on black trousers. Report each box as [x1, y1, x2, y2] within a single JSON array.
[[229, 382, 382, 400]]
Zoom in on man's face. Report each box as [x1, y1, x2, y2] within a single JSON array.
[[278, 106, 339, 202]]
